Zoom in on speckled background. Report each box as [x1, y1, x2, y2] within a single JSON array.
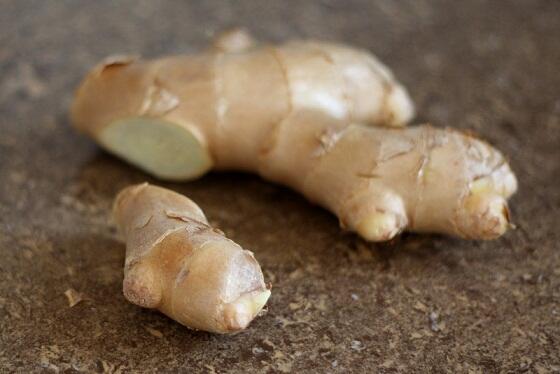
[[1, 1, 559, 373]]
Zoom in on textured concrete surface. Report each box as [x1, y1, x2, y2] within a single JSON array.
[[1, 1, 559, 372]]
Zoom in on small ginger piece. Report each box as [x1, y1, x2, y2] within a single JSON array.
[[113, 183, 270, 333], [72, 31, 517, 242]]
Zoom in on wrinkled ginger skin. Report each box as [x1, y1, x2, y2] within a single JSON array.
[[73, 31, 517, 242], [113, 183, 270, 333]]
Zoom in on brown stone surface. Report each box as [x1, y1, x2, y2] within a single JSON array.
[[1, 1, 559, 372]]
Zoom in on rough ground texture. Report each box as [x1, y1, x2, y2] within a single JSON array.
[[1, 1, 559, 373]]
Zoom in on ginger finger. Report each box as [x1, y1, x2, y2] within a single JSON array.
[[262, 113, 517, 241], [114, 183, 270, 333]]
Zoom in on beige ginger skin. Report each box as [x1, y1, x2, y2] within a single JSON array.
[[114, 183, 270, 333], [72, 30, 517, 242]]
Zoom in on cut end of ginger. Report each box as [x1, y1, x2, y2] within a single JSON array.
[[99, 117, 213, 181]]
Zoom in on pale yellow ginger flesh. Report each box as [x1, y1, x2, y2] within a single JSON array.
[[113, 183, 270, 333], [73, 30, 517, 242]]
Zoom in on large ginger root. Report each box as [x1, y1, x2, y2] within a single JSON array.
[[72, 31, 517, 241], [114, 183, 270, 333]]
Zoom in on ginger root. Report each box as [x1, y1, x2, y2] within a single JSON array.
[[72, 30, 517, 241], [114, 183, 270, 333]]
